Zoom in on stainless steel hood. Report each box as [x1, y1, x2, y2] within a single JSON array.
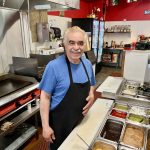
[[0, 0, 77, 11], [0, 9, 19, 43], [0, 0, 78, 42]]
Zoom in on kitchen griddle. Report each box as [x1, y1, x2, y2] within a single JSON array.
[[0, 78, 32, 98]]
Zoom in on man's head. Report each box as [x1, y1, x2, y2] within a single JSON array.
[[63, 26, 87, 64]]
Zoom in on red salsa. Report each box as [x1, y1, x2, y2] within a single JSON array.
[[111, 109, 127, 119]]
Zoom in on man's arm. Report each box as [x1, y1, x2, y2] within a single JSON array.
[[40, 90, 55, 143], [82, 86, 95, 116]]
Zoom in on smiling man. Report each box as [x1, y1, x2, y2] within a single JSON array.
[[39, 26, 96, 150]]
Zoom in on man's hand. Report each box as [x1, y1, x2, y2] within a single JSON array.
[[43, 126, 55, 143], [82, 92, 94, 116]]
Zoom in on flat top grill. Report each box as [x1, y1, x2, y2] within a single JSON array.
[[0, 78, 32, 98]]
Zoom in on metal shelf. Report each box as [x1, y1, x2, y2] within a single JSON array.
[[0, 125, 37, 150], [0, 98, 37, 121], [102, 62, 118, 67], [102, 48, 123, 68], [105, 32, 131, 33], [0, 102, 39, 136]]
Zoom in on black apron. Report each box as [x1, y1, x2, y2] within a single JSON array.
[[49, 56, 90, 150]]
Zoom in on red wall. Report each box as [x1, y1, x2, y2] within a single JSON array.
[[105, 0, 150, 21], [48, 0, 150, 21]]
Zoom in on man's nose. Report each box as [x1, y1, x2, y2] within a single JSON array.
[[74, 43, 80, 49]]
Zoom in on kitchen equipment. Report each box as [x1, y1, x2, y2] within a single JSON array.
[[50, 27, 61, 39], [85, 50, 97, 65], [30, 53, 56, 80], [30, 53, 55, 67], [37, 22, 49, 43], [0, 0, 79, 11], [49, 40, 63, 49], [11, 57, 39, 80], [0, 78, 32, 98], [135, 41, 149, 50], [0, 73, 38, 109]]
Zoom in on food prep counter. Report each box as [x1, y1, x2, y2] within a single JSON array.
[[96, 102, 149, 150], [59, 76, 150, 150], [95, 77, 150, 150]]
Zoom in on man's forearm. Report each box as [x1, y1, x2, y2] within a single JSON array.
[[40, 91, 51, 128], [90, 86, 95, 96]]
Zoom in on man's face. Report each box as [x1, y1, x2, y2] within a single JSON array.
[[64, 32, 85, 63]]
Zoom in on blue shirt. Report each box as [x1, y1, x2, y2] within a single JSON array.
[[39, 54, 96, 110]]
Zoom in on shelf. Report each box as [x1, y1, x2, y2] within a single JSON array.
[[102, 48, 123, 68], [102, 61, 118, 64], [0, 125, 37, 150], [102, 62, 119, 67], [0, 98, 37, 121], [105, 32, 131, 33], [103, 49, 123, 53], [0, 103, 39, 136]]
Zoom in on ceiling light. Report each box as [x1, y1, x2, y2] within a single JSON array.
[[34, 4, 51, 10]]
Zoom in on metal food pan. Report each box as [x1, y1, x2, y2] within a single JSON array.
[[108, 115, 126, 124], [99, 118, 124, 143], [113, 102, 129, 112], [125, 80, 140, 87], [145, 128, 150, 150], [120, 123, 146, 150], [147, 117, 150, 127], [120, 80, 140, 97], [118, 145, 136, 150], [91, 138, 117, 150], [126, 113, 148, 126], [146, 109, 150, 117], [110, 109, 127, 120], [129, 106, 146, 116]]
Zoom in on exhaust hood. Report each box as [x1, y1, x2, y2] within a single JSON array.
[[0, 0, 78, 11]]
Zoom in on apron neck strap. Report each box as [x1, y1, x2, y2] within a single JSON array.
[[65, 55, 90, 84], [80, 59, 90, 82], [65, 55, 73, 83]]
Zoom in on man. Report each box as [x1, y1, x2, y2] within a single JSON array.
[[39, 26, 96, 150]]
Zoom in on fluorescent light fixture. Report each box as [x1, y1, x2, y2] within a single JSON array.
[[34, 4, 51, 10], [61, 5, 69, 9]]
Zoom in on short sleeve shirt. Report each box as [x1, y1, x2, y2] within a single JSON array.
[[39, 54, 96, 110]]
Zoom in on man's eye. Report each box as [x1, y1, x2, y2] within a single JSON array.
[[78, 41, 84, 46], [69, 41, 75, 45], [68, 40, 84, 46]]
